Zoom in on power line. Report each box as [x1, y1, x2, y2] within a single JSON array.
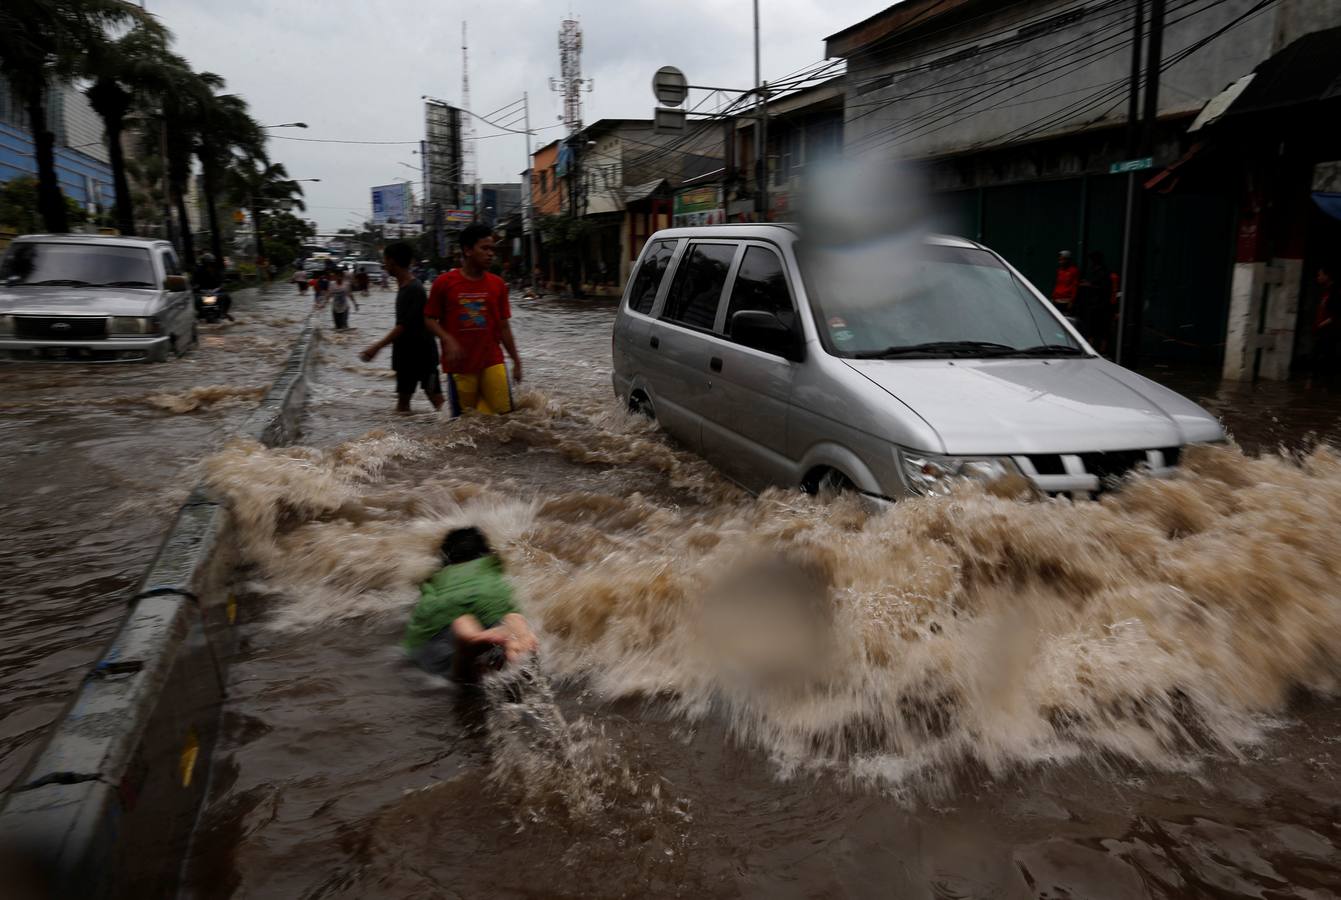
[[844, 0, 1234, 157]]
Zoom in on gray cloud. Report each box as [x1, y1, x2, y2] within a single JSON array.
[[153, 0, 891, 230]]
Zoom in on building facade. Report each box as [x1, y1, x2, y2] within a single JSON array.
[[825, 0, 1341, 375], [0, 77, 116, 218]]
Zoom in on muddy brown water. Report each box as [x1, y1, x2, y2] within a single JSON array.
[[0, 286, 312, 790], [178, 296, 1341, 899], [6, 288, 1341, 898]]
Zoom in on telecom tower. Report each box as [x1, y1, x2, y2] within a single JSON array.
[[460, 21, 477, 208], [550, 18, 592, 135]]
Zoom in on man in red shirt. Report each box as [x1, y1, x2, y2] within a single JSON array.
[[424, 224, 524, 416], [1052, 250, 1079, 311]]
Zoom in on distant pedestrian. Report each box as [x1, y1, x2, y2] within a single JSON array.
[[361, 241, 447, 414], [315, 271, 330, 308], [327, 269, 359, 329], [355, 266, 370, 296], [1312, 262, 1338, 383], [1052, 250, 1079, 312], [425, 224, 523, 417], [1076, 250, 1112, 352]]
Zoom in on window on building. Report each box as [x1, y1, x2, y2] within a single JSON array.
[[724, 246, 795, 339], [628, 239, 676, 314], [661, 242, 737, 331]]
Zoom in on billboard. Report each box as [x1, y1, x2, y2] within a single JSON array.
[[370, 183, 410, 224], [424, 102, 464, 210]]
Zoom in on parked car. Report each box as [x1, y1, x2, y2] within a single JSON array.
[[612, 224, 1225, 500], [0, 234, 196, 362]]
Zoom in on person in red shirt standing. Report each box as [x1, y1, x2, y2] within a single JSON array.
[[424, 224, 524, 416], [1052, 250, 1079, 311]]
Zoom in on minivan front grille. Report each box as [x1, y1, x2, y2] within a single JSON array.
[[1014, 447, 1183, 497], [15, 316, 108, 340]]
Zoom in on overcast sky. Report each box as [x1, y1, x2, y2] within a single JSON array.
[[150, 0, 892, 231]]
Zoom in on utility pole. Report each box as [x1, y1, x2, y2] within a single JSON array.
[[753, 0, 768, 220], [523, 91, 540, 289], [1116, 0, 1164, 366]]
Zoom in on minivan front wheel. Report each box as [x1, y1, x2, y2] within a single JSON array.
[[805, 468, 856, 500]]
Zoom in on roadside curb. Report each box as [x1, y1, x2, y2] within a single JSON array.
[[0, 317, 320, 898]]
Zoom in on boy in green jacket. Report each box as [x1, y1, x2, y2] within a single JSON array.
[[404, 527, 538, 680]]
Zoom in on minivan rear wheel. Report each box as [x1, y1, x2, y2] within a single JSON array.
[[629, 392, 655, 421]]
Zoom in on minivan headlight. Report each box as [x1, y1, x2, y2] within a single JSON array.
[[898, 449, 1020, 496], [109, 316, 158, 335]]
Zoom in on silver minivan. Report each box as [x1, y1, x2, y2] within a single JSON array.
[[0, 234, 196, 362], [612, 224, 1224, 500]]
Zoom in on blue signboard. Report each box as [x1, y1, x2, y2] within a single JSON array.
[[370, 182, 409, 224]]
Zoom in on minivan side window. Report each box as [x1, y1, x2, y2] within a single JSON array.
[[661, 242, 736, 332], [162, 250, 182, 277], [628, 239, 674, 314], [724, 246, 795, 338]]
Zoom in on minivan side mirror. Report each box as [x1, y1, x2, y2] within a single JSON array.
[[730, 310, 804, 361], [164, 275, 188, 292]]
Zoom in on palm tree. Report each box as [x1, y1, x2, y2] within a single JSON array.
[[196, 90, 264, 261], [139, 55, 221, 267], [82, 22, 168, 237], [0, 0, 147, 233], [231, 161, 307, 267]]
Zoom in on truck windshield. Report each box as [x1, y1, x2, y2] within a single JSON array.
[[0, 243, 157, 288], [800, 241, 1085, 359]]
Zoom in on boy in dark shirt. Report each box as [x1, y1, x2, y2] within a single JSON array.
[[361, 241, 459, 413]]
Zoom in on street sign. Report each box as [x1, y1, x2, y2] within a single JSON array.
[[1110, 157, 1154, 174], [654, 107, 686, 135], [653, 66, 688, 107]]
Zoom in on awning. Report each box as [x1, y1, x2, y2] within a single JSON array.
[[1314, 192, 1341, 223], [1189, 26, 1341, 131], [622, 179, 667, 205]]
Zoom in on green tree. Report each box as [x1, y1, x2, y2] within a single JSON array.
[[230, 161, 306, 265], [260, 210, 314, 269], [0, 0, 147, 233], [81, 21, 169, 237], [195, 89, 264, 262], [0, 176, 88, 234]]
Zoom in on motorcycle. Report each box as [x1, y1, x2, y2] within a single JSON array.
[[194, 288, 227, 323]]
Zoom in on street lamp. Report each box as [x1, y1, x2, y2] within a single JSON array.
[[264, 122, 308, 129]]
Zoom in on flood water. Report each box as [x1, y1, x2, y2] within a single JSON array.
[[174, 293, 1341, 899], [0, 287, 311, 790]]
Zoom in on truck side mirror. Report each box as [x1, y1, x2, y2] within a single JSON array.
[[164, 275, 188, 292]]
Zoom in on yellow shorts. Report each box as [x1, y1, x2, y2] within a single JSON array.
[[447, 364, 513, 416]]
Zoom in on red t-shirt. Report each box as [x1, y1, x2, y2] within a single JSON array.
[[425, 269, 511, 373]]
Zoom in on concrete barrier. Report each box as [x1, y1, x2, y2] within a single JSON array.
[[0, 319, 320, 899]]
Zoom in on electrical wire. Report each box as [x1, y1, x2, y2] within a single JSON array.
[[844, 0, 1237, 157]]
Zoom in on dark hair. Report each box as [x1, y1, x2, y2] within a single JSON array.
[[383, 241, 414, 269], [440, 527, 495, 565], [459, 224, 494, 251]]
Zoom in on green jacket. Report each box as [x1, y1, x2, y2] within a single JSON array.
[[402, 555, 518, 652]]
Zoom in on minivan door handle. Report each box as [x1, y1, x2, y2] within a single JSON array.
[[649, 336, 660, 349], [709, 356, 723, 372]]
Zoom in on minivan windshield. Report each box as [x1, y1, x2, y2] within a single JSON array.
[[800, 241, 1086, 359], [0, 242, 157, 288]]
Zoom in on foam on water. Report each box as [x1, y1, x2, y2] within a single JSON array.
[[202, 391, 1341, 796]]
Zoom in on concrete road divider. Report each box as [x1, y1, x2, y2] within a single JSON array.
[[0, 319, 320, 899]]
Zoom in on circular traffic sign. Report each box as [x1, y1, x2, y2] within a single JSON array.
[[653, 66, 688, 107]]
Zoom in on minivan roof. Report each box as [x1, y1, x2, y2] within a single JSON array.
[[13, 233, 172, 250], [645, 223, 980, 249]]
